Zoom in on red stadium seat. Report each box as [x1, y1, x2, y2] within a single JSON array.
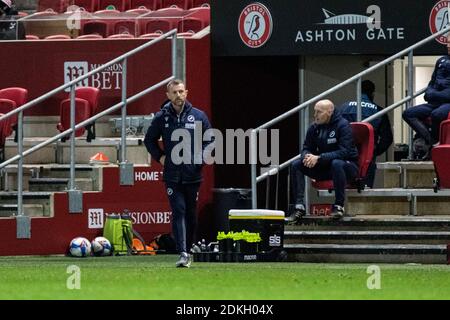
[[187, 6, 209, 25], [130, 0, 158, 10], [161, 0, 191, 9], [76, 34, 104, 39], [0, 100, 16, 141], [38, 0, 69, 13], [126, 7, 151, 14], [57, 87, 100, 142], [73, 0, 98, 12], [82, 20, 109, 37], [113, 20, 138, 35], [44, 34, 72, 40], [177, 17, 203, 33], [144, 18, 174, 34], [26, 34, 40, 40], [108, 33, 135, 38], [0, 88, 28, 143], [311, 122, 374, 192], [139, 32, 162, 38], [98, 0, 129, 11], [57, 98, 91, 141]]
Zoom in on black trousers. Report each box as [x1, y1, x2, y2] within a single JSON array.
[[165, 181, 200, 254]]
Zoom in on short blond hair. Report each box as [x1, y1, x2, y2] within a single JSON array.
[[167, 79, 185, 91]]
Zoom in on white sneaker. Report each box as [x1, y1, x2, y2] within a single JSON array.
[[175, 252, 191, 268]]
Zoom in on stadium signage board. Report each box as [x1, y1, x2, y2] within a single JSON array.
[[212, 0, 447, 56]]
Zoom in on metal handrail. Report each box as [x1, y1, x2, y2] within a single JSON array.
[[0, 29, 178, 218], [250, 25, 450, 209]]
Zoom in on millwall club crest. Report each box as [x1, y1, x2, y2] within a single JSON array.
[[238, 2, 273, 48], [429, 0, 450, 45]]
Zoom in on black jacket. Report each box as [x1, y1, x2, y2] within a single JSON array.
[[302, 109, 358, 164], [424, 55, 450, 105], [144, 100, 212, 184]]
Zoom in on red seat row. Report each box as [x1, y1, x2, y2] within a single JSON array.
[[38, 0, 209, 13]]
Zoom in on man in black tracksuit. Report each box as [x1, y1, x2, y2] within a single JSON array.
[[402, 38, 450, 159], [144, 79, 212, 268], [286, 99, 359, 223]]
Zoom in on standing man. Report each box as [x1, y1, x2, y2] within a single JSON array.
[[402, 35, 450, 160], [340, 80, 393, 187], [286, 99, 359, 223], [144, 79, 212, 268]]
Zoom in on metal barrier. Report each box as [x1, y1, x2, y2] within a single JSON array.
[[0, 29, 179, 237], [250, 25, 450, 210]]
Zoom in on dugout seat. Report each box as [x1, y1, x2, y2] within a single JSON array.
[[57, 87, 100, 142], [0, 87, 28, 143], [82, 20, 109, 37], [431, 113, 450, 191], [311, 122, 374, 193], [144, 18, 174, 34]]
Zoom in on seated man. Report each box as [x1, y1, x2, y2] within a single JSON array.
[[340, 80, 393, 187], [402, 36, 450, 160], [286, 99, 359, 223]]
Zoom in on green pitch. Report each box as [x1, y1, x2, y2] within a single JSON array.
[[0, 255, 449, 300]]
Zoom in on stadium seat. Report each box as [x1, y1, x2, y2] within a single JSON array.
[[76, 34, 104, 39], [139, 32, 162, 38], [113, 20, 138, 35], [98, 0, 129, 11], [57, 98, 91, 141], [432, 115, 450, 190], [82, 20, 109, 37], [57, 87, 100, 142], [177, 17, 203, 33], [191, 0, 209, 8], [73, 0, 98, 12], [161, 0, 191, 9], [38, 0, 69, 13], [144, 18, 174, 34], [44, 34, 72, 40], [0, 100, 16, 142], [126, 7, 152, 14], [187, 6, 209, 25], [26, 35, 40, 40], [108, 33, 135, 38], [0, 88, 28, 143], [311, 122, 374, 192], [129, 0, 158, 10]]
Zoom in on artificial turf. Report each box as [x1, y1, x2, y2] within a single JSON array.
[[0, 255, 449, 300]]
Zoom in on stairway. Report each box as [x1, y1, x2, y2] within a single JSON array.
[[284, 163, 450, 264]]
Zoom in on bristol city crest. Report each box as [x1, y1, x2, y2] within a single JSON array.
[[429, 0, 450, 45], [238, 2, 273, 48]]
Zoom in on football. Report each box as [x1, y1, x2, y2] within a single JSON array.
[[69, 237, 92, 257], [91, 237, 112, 256]]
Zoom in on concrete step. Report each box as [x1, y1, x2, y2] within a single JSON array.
[[284, 243, 448, 264], [284, 230, 450, 245], [377, 161, 435, 188], [317, 188, 450, 215], [28, 177, 94, 192], [4, 137, 149, 165], [1, 164, 103, 191], [0, 204, 48, 217], [287, 215, 450, 231], [0, 191, 53, 217]]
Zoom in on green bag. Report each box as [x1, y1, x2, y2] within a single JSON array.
[[103, 214, 134, 255]]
